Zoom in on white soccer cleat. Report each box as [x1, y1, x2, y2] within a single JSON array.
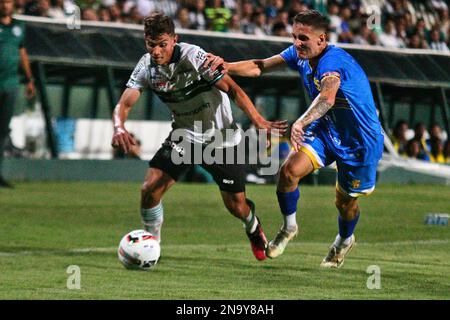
[[266, 225, 298, 259], [320, 234, 356, 269]]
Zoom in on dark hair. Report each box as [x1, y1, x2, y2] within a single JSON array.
[[293, 9, 328, 31], [393, 119, 408, 137], [430, 137, 443, 157], [144, 12, 175, 38], [272, 22, 287, 33], [406, 139, 420, 156]]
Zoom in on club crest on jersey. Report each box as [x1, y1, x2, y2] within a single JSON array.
[[150, 69, 168, 88], [154, 81, 168, 88], [12, 26, 22, 37]]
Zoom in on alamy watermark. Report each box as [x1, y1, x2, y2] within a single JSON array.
[[66, 265, 81, 290], [366, 265, 381, 289], [66, 6, 81, 30], [167, 122, 283, 176], [366, 5, 381, 31]]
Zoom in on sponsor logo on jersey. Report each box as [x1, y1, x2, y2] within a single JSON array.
[[195, 50, 206, 61], [222, 179, 234, 184], [154, 81, 168, 88], [172, 103, 211, 117]]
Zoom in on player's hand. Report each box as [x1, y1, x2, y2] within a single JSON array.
[[111, 126, 136, 154], [290, 120, 306, 152], [254, 118, 289, 136], [253, 118, 289, 149], [26, 81, 36, 100], [204, 53, 227, 73]]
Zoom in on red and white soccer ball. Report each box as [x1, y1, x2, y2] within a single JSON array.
[[118, 230, 160, 270]]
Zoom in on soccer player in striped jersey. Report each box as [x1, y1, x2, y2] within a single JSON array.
[[111, 12, 288, 261], [206, 10, 384, 268]]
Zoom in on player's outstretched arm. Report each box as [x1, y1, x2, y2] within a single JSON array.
[[19, 47, 36, 100], [291, 75, 341, 151], [214, 74, 288, 134], [111, 88, 141, 154], [205, 54, 286, 78]]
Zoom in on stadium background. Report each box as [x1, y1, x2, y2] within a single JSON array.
[[4, 0, 450, 184], [1, 0, 449, 300]]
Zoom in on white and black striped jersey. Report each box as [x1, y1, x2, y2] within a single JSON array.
[[126, 42, 241, 147]]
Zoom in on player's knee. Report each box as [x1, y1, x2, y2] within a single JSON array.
[[279, 162, 300, 185], [335, 197, 359, 217]]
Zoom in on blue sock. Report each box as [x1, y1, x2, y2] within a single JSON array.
[[338, 213, 360, 239], [276, 189, 300, 215]]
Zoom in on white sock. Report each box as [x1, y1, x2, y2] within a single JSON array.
[[243, 211, 258, 234], [333, 234, 353, 248], [141, 202, 164, 243], [282, 213, 297, 231]]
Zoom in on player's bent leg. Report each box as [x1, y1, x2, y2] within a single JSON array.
[[221, 191, 268, 261], [267, 151, 315, 259], [321, 162, 378, 268], [320, 190, 359, 269], [140, 168, 176, 243], [278, 150, 315, 192]]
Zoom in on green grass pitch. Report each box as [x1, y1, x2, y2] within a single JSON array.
[[0, 182, 449, 299]]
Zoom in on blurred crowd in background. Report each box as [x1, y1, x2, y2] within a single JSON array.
[[390, 121, 450, 163], [14, 0, 450, 51]]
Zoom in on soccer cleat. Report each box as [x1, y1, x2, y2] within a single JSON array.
[[266, 225, 298, 259], [320, 234, 356, 269], [246, 216, 268, 261]]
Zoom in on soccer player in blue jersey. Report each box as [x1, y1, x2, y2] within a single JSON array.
[[206, 10, 384, 268]]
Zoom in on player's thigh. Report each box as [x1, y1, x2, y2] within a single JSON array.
[[148, 136, 192, 184], [280, 150, 315, 181], [201, 161, 246, 194], [296, 125, 335, 171], [280, 125, 334, 185], [280, 125, 335, 181], [335, 161, 378, 198]]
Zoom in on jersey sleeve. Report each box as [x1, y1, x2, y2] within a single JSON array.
[[317, 53, 343, 82], [126, 55, 148, 91], [187, 45, 224, 84], [279, 45, 299, 70]]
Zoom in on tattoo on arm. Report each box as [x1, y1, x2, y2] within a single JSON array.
[[299, 97, 333, 125], [298, 76, 340, 126]]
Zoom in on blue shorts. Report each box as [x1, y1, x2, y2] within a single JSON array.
[[299, 128, 378, 198]]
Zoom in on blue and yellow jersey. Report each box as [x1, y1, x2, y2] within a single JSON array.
[[280, 44, 384, 166]]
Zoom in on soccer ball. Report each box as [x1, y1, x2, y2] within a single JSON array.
[[118, 230, 160, 270]]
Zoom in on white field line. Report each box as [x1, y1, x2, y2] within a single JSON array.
[[0, 239, 448, 257]]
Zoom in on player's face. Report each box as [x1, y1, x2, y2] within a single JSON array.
[[145, 33, 178, 65], [291, 23, 326, 60], [0, 0, 15, 17]]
